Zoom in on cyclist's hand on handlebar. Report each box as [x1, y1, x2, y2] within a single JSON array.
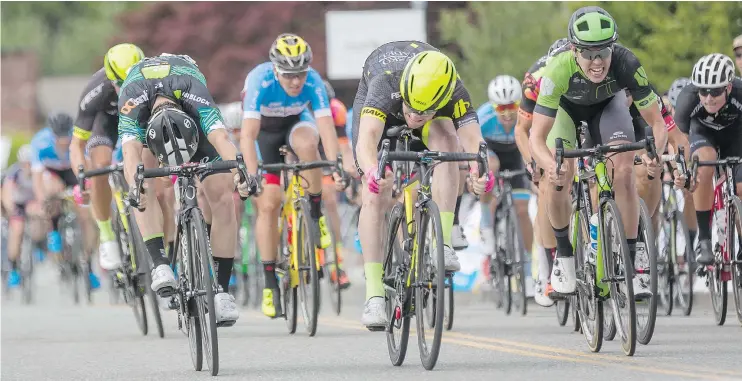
[[366, 165, 393, 194], [234, 172, 258, 198], [72, 183, 90, 206], [641, 153, 661, 180], [547, 160, 568, 188], [468, 168, 494, 196], [332, 171, 347, 192], [527, 160, 543, 184], [129, 182, 148, 211]]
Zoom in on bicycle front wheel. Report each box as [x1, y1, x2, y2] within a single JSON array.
[[507, 207, 527, 316], [383, 203, 410, 366], [297, 199, 320, 336], [415, 200, 445, 371], [656, 209, 674, 316], [636, 199, 658, 345], [727, 197, 742, 325], [191, 210, 219, 375], [574, 207, 603, 352], [672, 211, 693, 316], [602, 199, 636, 356]]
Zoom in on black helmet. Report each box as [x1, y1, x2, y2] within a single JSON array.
[[322, 79, 336, 99], [146, 104, 199, 166], [47, 112, 73, 137]]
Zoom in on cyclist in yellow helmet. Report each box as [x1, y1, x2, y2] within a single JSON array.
[[351, 41, 493, 330], [70, 43, 151, 271]]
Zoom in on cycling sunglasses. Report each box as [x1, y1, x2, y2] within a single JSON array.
[[403, 100, 437, 117], [699, 87, 726, 97], [576, 45, 613, 61], [494, 102, 520, 113], [276, 69, 308, 80]]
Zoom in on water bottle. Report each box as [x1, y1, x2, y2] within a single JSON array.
[[588, 214, 599, 263], [713, 210, 726, 246], [354, 231, 363, 254]]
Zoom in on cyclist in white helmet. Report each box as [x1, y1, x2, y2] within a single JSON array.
[[675, 53, 742, 266], [477, 75, 533, 277], [666, 77, 692, 115]]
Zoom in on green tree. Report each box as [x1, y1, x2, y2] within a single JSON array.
[[438, 2, 571, 106]]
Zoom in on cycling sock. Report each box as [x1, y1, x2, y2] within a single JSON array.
[[309, 192, 322, 220], [144, 235, 168, 267], [263, 261, 278, 289], [96, 219, 115, 242], [552, 225, 573, 258], [364, 262, 384, 300], [480, 202, 493, 230], [688, 230, 697, 245], [627, 238, 637, 266], [10, 259, 18, 270], [696, 210, 712, 241], [51, 214, 61, 231], [166, 240, 174, 258], [453, 196, 462, 225], [213, 256, 234, 293], [545, 247, 555, 275], [440, 211, 454, 247]]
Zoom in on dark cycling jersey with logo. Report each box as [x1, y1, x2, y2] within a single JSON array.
[[73, 69, 119, 148], [117, 54, 225, 164], [675, 78, 742, 133], [520, 43, 573, 116], [350, 40, 478, 151], [535, 44, 657, 116]]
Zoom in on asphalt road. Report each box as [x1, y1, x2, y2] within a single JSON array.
[[3, 262, 742, 381]]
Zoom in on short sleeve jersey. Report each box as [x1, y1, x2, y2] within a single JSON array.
[[535, 44, 658, 117], [117, 54, 225, 144], [356, 40, 478, 130], [241, 62, 331, 120], [30, 127, 71, 172], [73, 69, 119, 140], [674, 78, 742, 133]]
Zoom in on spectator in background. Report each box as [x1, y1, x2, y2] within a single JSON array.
[[734, 35, 742, 74]]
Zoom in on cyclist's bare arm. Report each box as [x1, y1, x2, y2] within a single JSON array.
[[122, 140, 145, 187], [667, 127, 690, 161], [638, 100, 668, 155], [70, 137, 87, 176], [529, 113, 557, 175], [356, 115, 385, 171], [514, 113, 533, 164], [316, 115, 340, 164], [239, 118, 261, 175], [457, 123, 487, 174]]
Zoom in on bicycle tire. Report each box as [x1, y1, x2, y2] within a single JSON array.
[[507, 207, 527, 316], [709, 265, 728, 326], [297, 199, 320, 336], [135, 220, 165, 340], [727, 197, 742, 325], [657, 210, 674, 316], [672, 211, 693, 316], [384, 203, 410, 366], [325, 227, 342, 316], [279, 213, 298, 334], [180, 227, 203, 372], [415, 200, 445, 371], [20, 237, 33, 304], [574, 207, 603, 352], [190, 209, 219, 376], [602, 199, 636, 356], [571, 295, 581, 332], [556, 299, 569, 326], [119, 212, 148, 336], [637, 199, 658, 345], [603, 303, 616, 341], [445, 275, 454, 331]]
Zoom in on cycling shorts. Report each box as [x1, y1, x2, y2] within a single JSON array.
[[487, 146, 528, 190], [545, 92, 635, 150], [688, 121, 742, 184], [46, 168, 77, 188], [255, 109, 318, 177], [351, 117, 433, 177], [84, 112, 118, 152]]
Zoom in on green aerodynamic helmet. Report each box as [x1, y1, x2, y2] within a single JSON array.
[[567, 6, 618, 49]]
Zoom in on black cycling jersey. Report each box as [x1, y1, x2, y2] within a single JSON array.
[[675, 78, 742, 134], [73, 69, 119, 148]]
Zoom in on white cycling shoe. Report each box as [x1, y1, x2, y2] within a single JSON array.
[[212, 292, 239, 325], [443, 245, 461, 272], [534, 280, 555, 307], [550, 256, 576, 294], [451, 225, 469, 250], [361, 297, 387, 330], [150, 264, 177, 295], [633, 275, 653, 300], [99, 241, 123, 271]]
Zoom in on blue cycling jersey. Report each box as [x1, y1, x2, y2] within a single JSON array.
[[345, 108, 354, 141], [242, 62, 331, 121], [112, 139, 123, 163], [476, 103, 517, 147], [30, 127, 71, 172]]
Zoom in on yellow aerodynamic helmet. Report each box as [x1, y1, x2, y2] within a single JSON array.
[[104, 43, 145, 83], [269, 33, 312, 73], [400, 50, 458, 112]]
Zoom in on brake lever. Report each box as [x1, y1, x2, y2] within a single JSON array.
[[377, 140, 391, 179], [644, 126, 658, 181], [131, 164, 146, 211], [555, 138, 564, 191], [676, 146, 690, 190]]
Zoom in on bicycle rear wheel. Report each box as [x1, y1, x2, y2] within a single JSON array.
[[656, 208, 674, 316], [636, 200, 658, 345], [556, 299, 569, 326], [603, 304, 616, 341], [297, 200, 320, 336], [384, 203, 410, 366], [119, 213, 148, 336], [279, 212, 297, 334], [190, 210, 219, 375], [20, 236, 33, 304], [727, 197, 742, 325], [507, 207, 527, 316], [324, 228, 342, 316], [574, 207, 603, 352], [179, 228, 203, 372], [672, 211, 693, 316], [602, 199, 636, 356], [415, 200, 445, 371], [445, 275, 454, 331]]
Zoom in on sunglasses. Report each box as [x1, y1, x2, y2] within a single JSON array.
[[277, 70, 308, 80], [734, 50, 742, 59], [576, 45, 613, 61], [494, 102, 519, 113], [699, 87, 726, 97], [403, 101, 437, 117]]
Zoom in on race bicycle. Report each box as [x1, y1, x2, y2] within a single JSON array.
[[132, 155, 251, 376], [555, 125, 657, 356], [79, 163, 164, 338], [378, 125, 488, 370], [691, 155, 742, 326]]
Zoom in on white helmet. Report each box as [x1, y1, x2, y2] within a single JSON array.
[[487, 75, 522, 105], [219, 102, 243, 130], [16, 144, 33, 163], [667, 77, 691, 108], [691, 53, 735, 89]]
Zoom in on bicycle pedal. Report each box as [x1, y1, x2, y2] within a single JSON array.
[[366, 325, 385, 332], [216, 320, 236, 328], [547, 291, 573, 301]]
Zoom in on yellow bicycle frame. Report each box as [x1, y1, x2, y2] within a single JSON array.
[[402, 180, 422, 287], [594, 161, 610, 297], [112, 186, 138, 272], [279, 173, 310, 289]]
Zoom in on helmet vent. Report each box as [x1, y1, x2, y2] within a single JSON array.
[[577, 21, 589, 32], [600, 19, 611, 29]]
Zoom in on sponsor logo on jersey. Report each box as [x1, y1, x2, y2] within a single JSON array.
[[378, 50, 411, 66], [452, 99, 470, 119], [540, 77, 556, 97], [634, 66, 649, 87], [391, 92, 402, 100], [183, 92, 210, 106], [120, 91, 149, 115], [80, 83, 104, 111], [360, 107, 387, 122]]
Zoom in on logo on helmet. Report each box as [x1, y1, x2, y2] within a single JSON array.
[[148, 128, 156, 140], [184, 118, 192, 129]]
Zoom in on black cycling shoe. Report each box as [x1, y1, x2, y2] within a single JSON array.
[[695, 240, 715, 266]]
